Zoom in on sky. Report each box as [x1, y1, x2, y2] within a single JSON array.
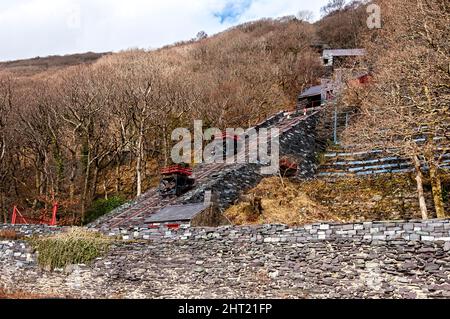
[[0, 0, 329, 62]]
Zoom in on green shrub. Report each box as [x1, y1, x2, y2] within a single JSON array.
[[29, 228, 112, 270], [84, 196, 126, 224]]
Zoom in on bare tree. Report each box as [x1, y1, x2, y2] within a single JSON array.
[[297, 10, 314, 22], [341, 0, 450, 219], [196, 31, 208, 40], [0, 17, 336, 224], [321, 0, 346, 16]]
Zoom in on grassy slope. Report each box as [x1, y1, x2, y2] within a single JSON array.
[[224, 174, 437, 226]]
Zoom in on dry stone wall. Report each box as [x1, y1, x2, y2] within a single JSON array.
[[0, 219, 449, 299], [105, 219, 450, 242], [0, 224, 62, 237], [2, 219, 450, 242]]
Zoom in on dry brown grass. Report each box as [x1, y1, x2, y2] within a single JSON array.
[[0, 288, 61, 299], [225, 173, 441, 226], [0, 229, 22, 240], [225, 177, 345, 226]]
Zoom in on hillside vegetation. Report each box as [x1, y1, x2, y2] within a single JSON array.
[[0, 52, 108, 77], [225, 174, 447, 225], [3, 0, 446, 225], [0, 16, 333, 224]]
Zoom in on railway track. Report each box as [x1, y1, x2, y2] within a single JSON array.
[[96, 108, 322, 229]]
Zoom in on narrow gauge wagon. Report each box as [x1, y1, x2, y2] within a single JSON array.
[[158, 165, 196, 198]]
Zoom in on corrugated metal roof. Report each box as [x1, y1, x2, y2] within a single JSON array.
[[323, 49, 366, 57], [298, 85, 322, 98], [145, 203, 207, 223]]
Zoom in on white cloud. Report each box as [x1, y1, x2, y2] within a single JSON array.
[[0, 0, 328, 61]]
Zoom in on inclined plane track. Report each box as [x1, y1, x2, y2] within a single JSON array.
[[98, 109, 321, 229]]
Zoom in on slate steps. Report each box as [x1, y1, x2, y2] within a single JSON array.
[[318, 149, 450, 178]]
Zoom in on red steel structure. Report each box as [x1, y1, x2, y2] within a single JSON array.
[[11, 203, 58, 226], [280, 158, 299, 177], [160, 165, 193, 176], [215, 132, 241, 141]]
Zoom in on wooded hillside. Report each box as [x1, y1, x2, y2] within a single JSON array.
[[3, 0, 445, 225], [0, 15, 335, 224]]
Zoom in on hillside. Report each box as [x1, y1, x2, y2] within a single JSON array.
[[1, 0, 449, 302], [0, 15, 340, 224], [5, 0, 445, 227], [0, 52, 109, 77]]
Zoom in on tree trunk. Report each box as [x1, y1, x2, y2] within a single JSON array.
[[0, 192, 6, 224], [81, 153, 91, 224], [69, 161, 76, 203], [162, 126, 169, 166], [429, 160, 446, 218], [413, 155, 428, 220], [115, 161, 121, 195], [54, 149, 63, 198], [33, 165, 42, 209], [91, 163, 99, 199], [103, 179, 108, 200], [43, 152, 49, 201], [136, 128, 144, 197]]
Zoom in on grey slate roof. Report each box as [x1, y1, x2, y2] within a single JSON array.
[[323, 49, 366, 57], [298, 85, 322, 98], [145, 203, 207, 223]]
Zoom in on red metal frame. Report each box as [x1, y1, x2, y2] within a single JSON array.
[[11, 203, 58, 226], [166, 223, 181, 230], [280, 159, 298, 171], [215, 132, 241, 141], [160, 165, 193, 176]]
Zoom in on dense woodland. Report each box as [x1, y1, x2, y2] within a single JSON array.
[[0, 0, 447, 224]]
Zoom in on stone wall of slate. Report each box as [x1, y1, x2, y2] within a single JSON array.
[[1, 223, 449, 299], [2, 219, 450, 243], [279, 113, 323, 179], [0, 224, 63, 237], [104, 218, 450, 242], [318, 151, 450, 178]]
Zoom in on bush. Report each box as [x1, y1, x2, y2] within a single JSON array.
[[29, 228, 112, 270], [84, 196, 126, 225]]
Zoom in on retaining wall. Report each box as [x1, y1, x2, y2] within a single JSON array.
[[1, 220, 449, 299], [2, 219, 450, 242], [105, 219, 450, 242]]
